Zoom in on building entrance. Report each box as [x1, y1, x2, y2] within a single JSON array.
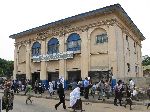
[[32, 72, 40, 87], [48, 72, 59, 82], [16, 74, 26, 82], [68, 71, 81, 83]]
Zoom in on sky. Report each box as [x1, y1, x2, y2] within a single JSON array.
[[0, 0, 150, 61]]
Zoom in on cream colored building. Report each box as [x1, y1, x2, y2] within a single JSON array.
[[10, 4, 145, 86]]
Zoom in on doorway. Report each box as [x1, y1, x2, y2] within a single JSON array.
[[32, 72, 40, 87], [68, 70, 81, 83]]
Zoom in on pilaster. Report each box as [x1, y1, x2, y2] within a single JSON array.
[[13, 45, 18, 80], [26, 42, 31, 80], [108, 24, 118, 79], [40, 39, 47, 80], [81, 30, 89, 79], [59, 35, 67, 80]]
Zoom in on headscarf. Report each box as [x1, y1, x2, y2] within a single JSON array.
[[70, 87, 80, 107]]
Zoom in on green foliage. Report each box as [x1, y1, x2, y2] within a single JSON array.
[[0, 58, 14, 77], [142, 55, 150, 66]]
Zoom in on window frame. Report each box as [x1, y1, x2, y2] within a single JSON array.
[[67, 33, 81, 51], [96, 33, 108, 44], [47, 38, 59, 54], [32, 42, 41, 56]]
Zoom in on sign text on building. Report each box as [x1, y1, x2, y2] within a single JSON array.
[[32, 51, 73, 62]]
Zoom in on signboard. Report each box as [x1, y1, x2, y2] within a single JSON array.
[[32, 51, 73, 62]]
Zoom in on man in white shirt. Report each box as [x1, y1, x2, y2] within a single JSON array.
[[129, 79, 135, 90]]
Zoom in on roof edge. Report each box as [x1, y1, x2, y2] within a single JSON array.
[[9, 4, 145, 40]]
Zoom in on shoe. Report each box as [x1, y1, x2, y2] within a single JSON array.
[[55, 105, 57, 110], [114, 104, 118, 106], [124, 105, 126, 108], [63, 105, 66, 109]]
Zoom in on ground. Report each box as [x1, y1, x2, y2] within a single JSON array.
[[0, 93, 149, 112]]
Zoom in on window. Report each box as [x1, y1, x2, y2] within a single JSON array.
[[126, 35, 129, 49], [134, 42, 137, 54], [48, 38, 59, 54], [96, 33, 108, 44], [32, 42, 41, 56], [67, 33, 81, 51], [127, 63, 130, 72]]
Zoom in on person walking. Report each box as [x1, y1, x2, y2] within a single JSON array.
[[114, 80, 123, 106], [25, 82, 33, 104], [98, 80, 105, 101], [84, 77, 89, 99], [124, 84, 132, 110], [55, 83, 66, 110], [48, 82, 54, 96]]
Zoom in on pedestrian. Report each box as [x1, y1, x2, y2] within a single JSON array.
[[132, 87, 139, 101], [98, 80, 105, 101], [147, 84, 150, 100], [34, 80, 38, 94], [114, 80, 123, 106], [38, 81, 42, 95], [84, 77, 89, 99], [105, 80, 111, 99], [55, 83, 66, 110], [69, 86, 83, 111], [124, 84, 132, 110], [25, 82, 33, 104], [48, 82, 54, 96], [129, 79, 135, 90], [78, 78, 84, 96]]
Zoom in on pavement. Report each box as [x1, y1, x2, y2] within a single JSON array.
[[0, 89, 149, 106]]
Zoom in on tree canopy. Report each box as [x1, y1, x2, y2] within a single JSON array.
[[0, 58, 14, 77], [142, 55, 150, 66]]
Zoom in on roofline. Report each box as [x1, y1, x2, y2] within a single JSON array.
[[9, 4, 145, 40]]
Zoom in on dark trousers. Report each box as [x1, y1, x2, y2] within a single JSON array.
[[124, 98, 132, 110], [55, 96, 66, 109], [114, 92, 122, 106], [84, 87, 89, 99]]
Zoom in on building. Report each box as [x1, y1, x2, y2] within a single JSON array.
[[10, 4, 145, 87]]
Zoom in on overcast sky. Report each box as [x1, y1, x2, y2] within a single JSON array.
[[0, 0, 149, 61]]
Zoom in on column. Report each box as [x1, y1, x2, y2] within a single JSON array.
[[26, 42, 31, 80], [59, 35, 67, 88], [108, 25, 118, 80], [81, 30, 89, 79], [13, 45, 18, 80], [40, 39, 47, 85]]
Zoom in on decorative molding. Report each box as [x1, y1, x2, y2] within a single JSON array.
[[15, 19, 116, 45], [115, 20, 141, 46]]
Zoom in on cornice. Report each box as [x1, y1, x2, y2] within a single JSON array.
[[11, 4, 145, 40], [14, 18, 116, 46], [115, 20, 141, 46]]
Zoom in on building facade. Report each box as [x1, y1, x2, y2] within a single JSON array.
[[10, 4, 145, 86]]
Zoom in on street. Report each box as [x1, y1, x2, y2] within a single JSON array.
[[0, 93, 149, 112]]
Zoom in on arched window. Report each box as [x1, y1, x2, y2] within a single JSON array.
[[67, 33, 81, 51], [32, 42, 41, 56], [48, 38, 59, 54]]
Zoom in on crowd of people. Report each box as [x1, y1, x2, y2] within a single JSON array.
[[0, 77, 150, 111]]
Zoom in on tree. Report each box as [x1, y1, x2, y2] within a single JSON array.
[[142, 55, 150, 66], [0, 58, 14, 77]]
